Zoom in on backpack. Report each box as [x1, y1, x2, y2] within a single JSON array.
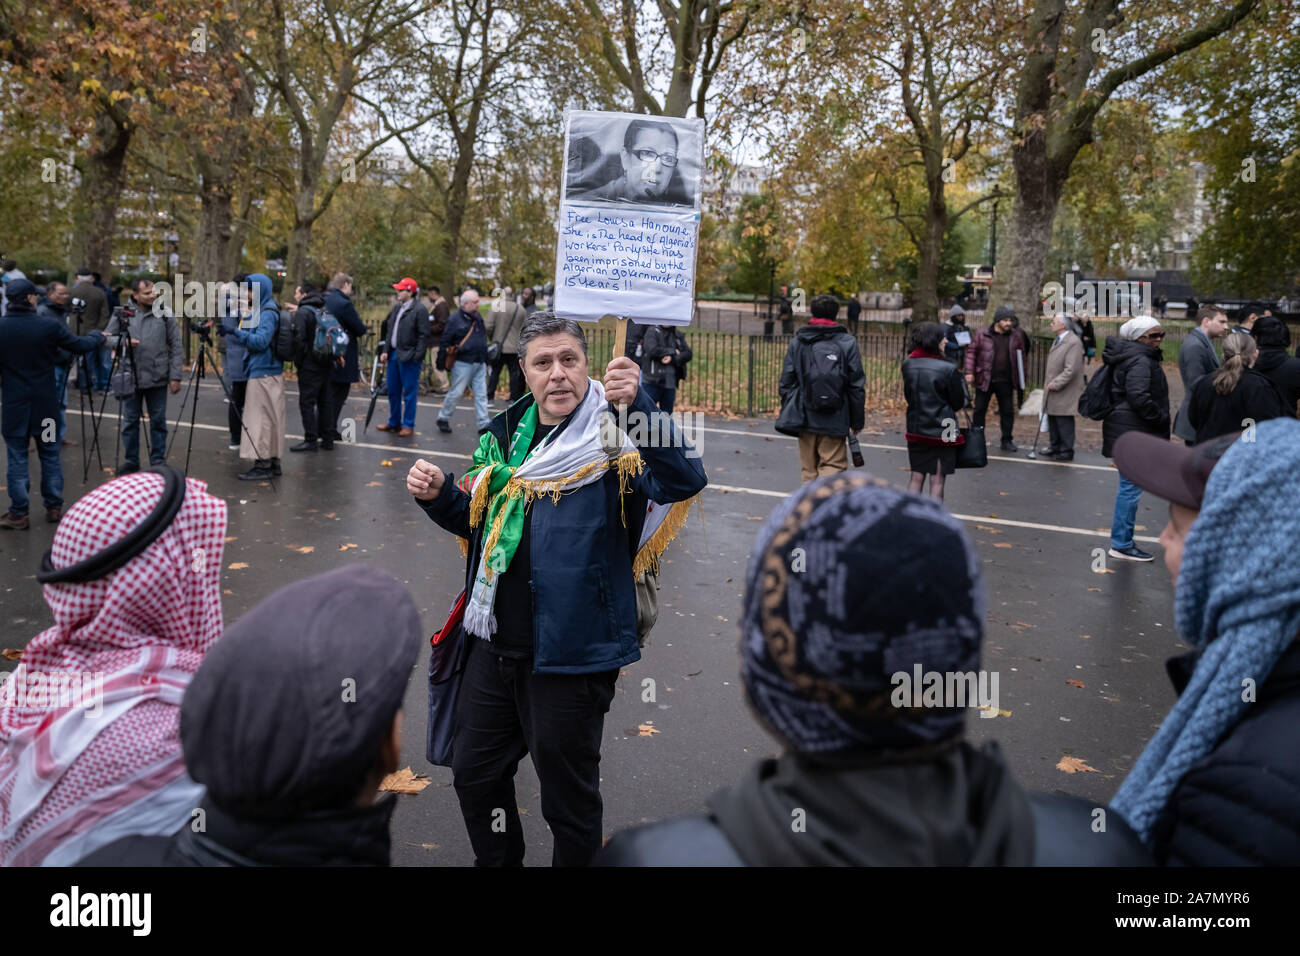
[[1077, 363, 1117, 420], [289, 304, 316, 364], [266, 304, 296, 364], [800, 338, 848, 413], [312, 308, 348, 362]]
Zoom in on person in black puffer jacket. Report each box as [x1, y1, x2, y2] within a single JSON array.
[[1250, 315, 1300, 416], [1102, 316, 1169, 563], [1186, 332, 1286, 444], [902, 321, 968, 500], [639, 324, 691, 413], [1111, 423, 1300, 866]]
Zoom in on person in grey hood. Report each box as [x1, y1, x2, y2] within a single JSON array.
[[597, 473, 1036, 866], [74, 565, 423, 866]]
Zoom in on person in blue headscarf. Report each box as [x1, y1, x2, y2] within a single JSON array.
[[1110, 420, 1300, 865], [222, 273, 285, 480]]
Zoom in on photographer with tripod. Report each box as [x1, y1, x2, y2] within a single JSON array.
[[0, 278, 105, 529], [104, 278, 182, 474]]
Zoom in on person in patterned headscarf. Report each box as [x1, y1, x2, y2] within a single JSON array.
[[0, 469, 227, 866]]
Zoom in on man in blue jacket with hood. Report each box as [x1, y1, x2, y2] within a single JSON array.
[[222, 273, 285, 480]]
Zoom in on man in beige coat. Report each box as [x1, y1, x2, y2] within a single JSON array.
[[1043, 313, 1085, 461], [485, 287, 528, 403]]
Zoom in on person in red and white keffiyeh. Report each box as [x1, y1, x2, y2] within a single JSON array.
[[0, 471, 227, 866]]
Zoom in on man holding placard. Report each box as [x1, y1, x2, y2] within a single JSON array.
[[407, 312, 706, 865]]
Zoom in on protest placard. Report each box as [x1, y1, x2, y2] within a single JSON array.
[[553, 110, 704, 327]]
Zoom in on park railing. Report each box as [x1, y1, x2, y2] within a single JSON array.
[[298, 317, 1193, 419]]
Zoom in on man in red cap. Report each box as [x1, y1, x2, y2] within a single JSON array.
[[376, 278, 429, 437]]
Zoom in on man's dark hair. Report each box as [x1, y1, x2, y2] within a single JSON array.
[[92, 271, 102, 282], [131, 276, 152, 293], [518, 310, 588, 360], [2, 259, 16, 272], [75, 266, 92, 279], [1253, 315, 1291, 349], [809, 294, 839, 320], [1197, 303, 1225, 324], [623, 119, 678, 154], [298, 280, 319, 295], [428, 285, 440, 295], [910, 321, 946, 354]]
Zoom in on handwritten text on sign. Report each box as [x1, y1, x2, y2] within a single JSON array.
[[553, 204, 698, 325]]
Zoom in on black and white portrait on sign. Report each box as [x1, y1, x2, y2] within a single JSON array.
[[562, 111, 703, 211]]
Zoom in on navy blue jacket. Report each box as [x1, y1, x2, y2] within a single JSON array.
[[325, 288, 367, 384], [0, 305, 104, 439], [1150, 642, 1300, 865], [418, 386, 707, 673], [440, 308, 488, 365]]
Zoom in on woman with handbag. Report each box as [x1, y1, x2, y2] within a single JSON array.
[[902, 322, 971, 500]]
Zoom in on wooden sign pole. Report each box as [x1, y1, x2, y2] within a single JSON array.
[[613, 315, 628, 362]]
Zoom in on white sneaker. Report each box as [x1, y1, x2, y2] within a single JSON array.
[[228, 443, 239, 451]]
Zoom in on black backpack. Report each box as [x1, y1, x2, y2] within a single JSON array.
[[289, 304, 316, 364], [1078, 363, 1118, 420], [267, 304, 295, 364], [800, 338, 848, 413]]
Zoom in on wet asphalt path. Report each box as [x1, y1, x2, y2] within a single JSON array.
[[0, 381, 1182, 866]]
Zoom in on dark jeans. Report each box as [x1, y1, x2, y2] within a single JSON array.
[[1047, 414, 1075, 453], [121, 385, 168, 467], [488, 353, 525, 402], [643, 381, 675, 413], [328, 381, 351, 441], [4, 434, 61, 515], [973, 379, 1015, 441], [297, 362, 334, 442], [451, 638, 618, 867], [227, 379, 248, 446]]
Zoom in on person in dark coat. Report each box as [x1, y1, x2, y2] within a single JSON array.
[[37, 281, 73, 445], [1250, 315, 1300, 416], [69, 267, 111, 391], [74, 565, 422, 866], [1186, 332, 1286, 444], [406, 311, 706, 866], [943, 303, 971, 365], [845, 294, 861, 334], [324, 272, 368, 443], [639, 324, 691, 413], [778, 285, 794, 335], [1172, 304, 1230, 443], [375, 278, 430, 437], [286, 281, 337, 452], [776, 294, 866, 482], [1101, 317, 1169, 563], [434, 288, 491, 434], [423, 284, 450, 393], [902, 321, 967, 499], [597, 474, 1038, 866], [0, 278, 104, 528], [1076, 312, 1097, 364], [964, 304, 1027, 452], [1111, 422, 1300, 865]]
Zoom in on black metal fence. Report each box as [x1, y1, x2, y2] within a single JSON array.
[[197, 314, 1191, 419]]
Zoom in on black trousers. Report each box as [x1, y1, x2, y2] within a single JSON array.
[[327, 381, 351, 441], [451, 638, 618, 867], [1047, 414, 1075, 453], [487, 353, 526, 402], [227, 380, 248, 446], [973, 379, 1015, 441], [297, 362, 334, 442]]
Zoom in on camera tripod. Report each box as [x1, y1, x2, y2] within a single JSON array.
[[81, 308, 145, 482], [168, 321, 274, 487]]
